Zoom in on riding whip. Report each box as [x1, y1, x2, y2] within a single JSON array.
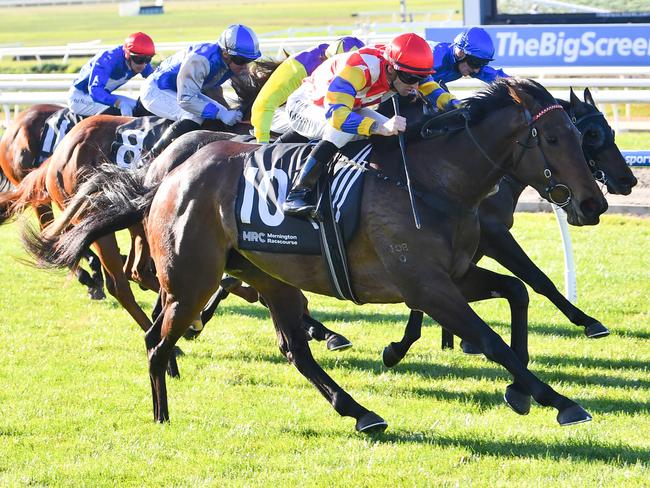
[[392, 95, 421, 229]]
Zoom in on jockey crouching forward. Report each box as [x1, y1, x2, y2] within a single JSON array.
[[431, 27, 508, 85], [141, 24, 261, 157], [282, 32, 457, 218], [251, 36, 365, 144], [68, 32, 155, 117]]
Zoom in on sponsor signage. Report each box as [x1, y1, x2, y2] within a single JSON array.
[[425, 24, 650, 67], [622, 150, 650, 167]]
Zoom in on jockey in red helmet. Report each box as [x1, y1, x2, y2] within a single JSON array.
[[68, 32, 156, 117], [282, 33, 457, 218]]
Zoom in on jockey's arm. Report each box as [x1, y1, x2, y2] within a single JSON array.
[[418, 76, 458, 111], [324, 64, 375, 136], [251, 58, 308, 143], [202, 85, 230, 108], [88, 51, 120, 107], [177, 54, 228, 120], [473, 65, 510, 84]]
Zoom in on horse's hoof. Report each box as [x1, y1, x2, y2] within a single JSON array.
[[88, 286, 106, 300], [584, 322, 610, 339], [326, 334, 352, 352], [382, 343, 403, 368], [166, 355, 180, 379], [504, 383, 531, 415], [356, 411, 388, 434], [557, 404, 592, 426], [460, 340, 482, 355], [182, 319, 204, 341]]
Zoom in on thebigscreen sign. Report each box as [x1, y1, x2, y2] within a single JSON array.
[[425, 25, 650, 67]]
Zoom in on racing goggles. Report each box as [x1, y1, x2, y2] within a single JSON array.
[[396, 70, 428, 85], [230, 54, 254, 66], [464, 55, 490, 69], [129, 54, 152, 65]]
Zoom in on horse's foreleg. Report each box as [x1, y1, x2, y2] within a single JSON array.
[[482, 224, 609, 338], [299, 294, 352, 351], [382, 310, 423, 367], [251, 279, 385, 433], [417, 276, 591, 426], [456, 265, 532, 415]]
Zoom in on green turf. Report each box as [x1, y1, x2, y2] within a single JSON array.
[[0, 213, 648, 486]]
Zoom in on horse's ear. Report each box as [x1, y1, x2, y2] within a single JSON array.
[[282, 48, 290, 59], [507, 85, 522, 105], [569, 87, 580, 107], [584, 87, 597, 107]]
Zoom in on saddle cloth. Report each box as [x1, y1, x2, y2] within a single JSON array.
[[235, 141, 373, 254], [109, 116, 171, 168], [38, 108, 84, 164]]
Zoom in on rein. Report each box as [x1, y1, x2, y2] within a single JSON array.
[[452, 102, 573, 208]]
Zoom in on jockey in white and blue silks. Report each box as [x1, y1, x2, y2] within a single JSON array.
[[431, 27, 508, 84], [141, 24, 261, 156], [68, 32, 156, 117]]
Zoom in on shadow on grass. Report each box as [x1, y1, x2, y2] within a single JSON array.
[[375, 431, 650, 466]]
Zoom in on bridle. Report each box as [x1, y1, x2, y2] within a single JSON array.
[[569, 109, 617, 187], [429, 102, 573, 208]]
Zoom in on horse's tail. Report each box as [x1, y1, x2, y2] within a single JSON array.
[[0, 161, 51, 225], [22, 164, 157, 270]]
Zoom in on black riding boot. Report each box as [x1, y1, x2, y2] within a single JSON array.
[[274, 130, 308, 144], [149, 119, 201, 157], [282, 140, 338, 217]]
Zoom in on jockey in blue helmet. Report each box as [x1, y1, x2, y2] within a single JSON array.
[[430, 27, 508, 85], [142, 24, 261, 156]]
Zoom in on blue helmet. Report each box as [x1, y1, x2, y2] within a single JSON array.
[[218, 24, 261, 61], [325, 36, 365, 58], [453, 27, 494, 61]]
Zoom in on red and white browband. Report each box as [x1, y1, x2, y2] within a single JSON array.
[[531, 103, 564, 123]]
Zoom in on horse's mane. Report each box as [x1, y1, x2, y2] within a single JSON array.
[[230, 59, 282, 111]]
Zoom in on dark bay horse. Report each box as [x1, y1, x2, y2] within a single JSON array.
[[384, 87, 637, 364], [26, 79, 608, 431]]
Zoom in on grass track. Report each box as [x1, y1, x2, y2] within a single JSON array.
[[0, 213, 648, 486]]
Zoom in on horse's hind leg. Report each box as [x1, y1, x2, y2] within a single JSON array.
[[250, 277, 384, 433]]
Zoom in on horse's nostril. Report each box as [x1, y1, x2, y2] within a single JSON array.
[[580, 197, 607, 218]]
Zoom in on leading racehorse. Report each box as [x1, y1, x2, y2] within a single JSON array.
[[25, 78, 608, 431]]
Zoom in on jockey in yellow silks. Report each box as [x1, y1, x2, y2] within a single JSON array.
[[251, 36, 365, 143], [282, 32, 457, 217]]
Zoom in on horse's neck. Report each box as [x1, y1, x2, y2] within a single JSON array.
[[410, 108, 522, 209]]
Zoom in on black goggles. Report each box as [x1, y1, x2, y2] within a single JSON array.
[[230, 55, 254, 66], [130, 54, 152, 65], [396, 70, 428, 85], [464, 55, 489, 69]]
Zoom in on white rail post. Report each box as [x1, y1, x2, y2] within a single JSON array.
[[553, 204, 577, 303]]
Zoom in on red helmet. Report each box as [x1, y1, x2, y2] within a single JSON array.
[[124, 32, 156, 56], [384, 33, 434, 75]]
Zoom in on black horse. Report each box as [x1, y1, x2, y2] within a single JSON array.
[[382, 87, 636, 366]]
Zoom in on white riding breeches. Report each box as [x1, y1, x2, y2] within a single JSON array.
[[67, 87, 111, 116], [139, 77, 204, 124], [285, 84, 388, 148]]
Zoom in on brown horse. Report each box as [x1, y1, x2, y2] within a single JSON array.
[[26, 79, 608, 431]]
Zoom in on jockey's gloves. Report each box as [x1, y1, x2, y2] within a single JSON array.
[[115, 96, 137, 117], [217, 108, 244, 126], [375, 115, 407, 136]]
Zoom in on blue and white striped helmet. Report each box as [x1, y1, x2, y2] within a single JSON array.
[[218, 24, 261, 60], [452, 27, 494, 61]]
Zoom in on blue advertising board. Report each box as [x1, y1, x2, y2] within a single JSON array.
[[621, 151, 650, 167], [425, 24, 650, 67]]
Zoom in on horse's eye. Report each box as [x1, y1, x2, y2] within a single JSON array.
[[545, 135, 558, 144], [586, 130, 598, 139]]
